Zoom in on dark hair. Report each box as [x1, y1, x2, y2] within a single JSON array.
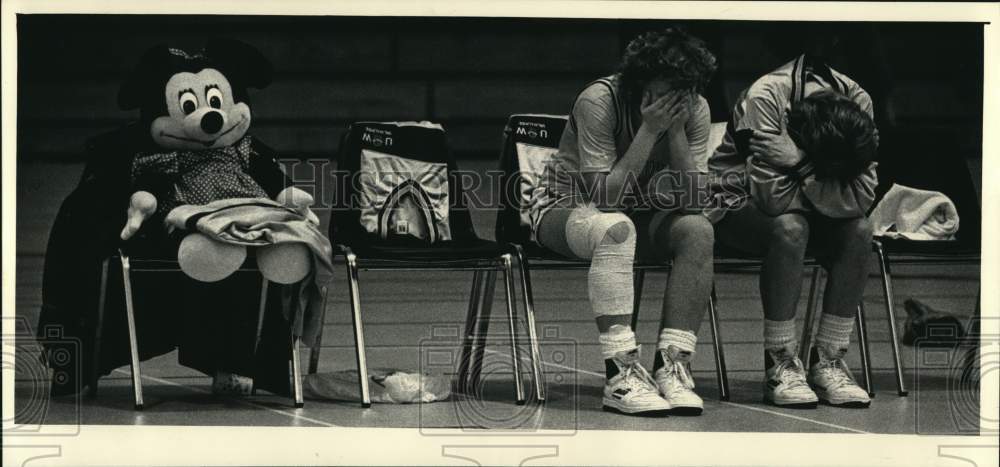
[[787, 89, 877, 181], [617, 27, 717, 94]]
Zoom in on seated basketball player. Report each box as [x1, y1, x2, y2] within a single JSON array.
[[528, 27, 717, 416], [709, 50, 879, 408]]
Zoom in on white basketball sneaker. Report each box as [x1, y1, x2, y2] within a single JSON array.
[[764, 346, 819, 408], [602, 347, 672, 416], [654, 346, 703, 415], [808, 346, 871, 408]]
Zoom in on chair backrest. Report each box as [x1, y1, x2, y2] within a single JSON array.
[[707, 121, 727, 158], [331, 121, 478, 246], [494, 114, 569, 245]]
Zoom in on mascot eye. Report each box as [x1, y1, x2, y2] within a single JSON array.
[[179, 91, 198, 115], [206, 87, 224, 109]]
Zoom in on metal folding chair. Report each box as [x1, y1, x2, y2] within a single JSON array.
[[89, 249, 305, 410], [835, 125, 985, 397], [61, 126, 307, 410], [309, 121, 545, 407]]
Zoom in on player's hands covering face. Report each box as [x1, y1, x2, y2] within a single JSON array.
[[641, 89, 692, 135]]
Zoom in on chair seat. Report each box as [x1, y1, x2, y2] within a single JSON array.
[[515, 242, 587, 263], [510, 241, 756, 270], [119, 235, 180, 260], [511, 240, 791, 269], [876, 236, 980, 259], [712, 244, 763, 263], [117, 236, 262, 271], [338, 237, 511, 263]]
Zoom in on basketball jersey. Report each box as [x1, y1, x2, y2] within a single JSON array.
[[528, 74, 711, 232]]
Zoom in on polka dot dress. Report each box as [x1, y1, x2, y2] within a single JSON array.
[[132, 136, 269, 216]]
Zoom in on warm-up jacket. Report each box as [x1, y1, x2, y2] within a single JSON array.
[[707, 54, 879, 221]]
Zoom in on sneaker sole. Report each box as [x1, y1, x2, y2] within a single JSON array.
[[601, 398, 672, 417], [601, 405, 672, 417], [820, 399, 871, 408], [764, 396, 818, 409], [815, 392, 871, 408], [668, 405, 703, 416], [819, 396, 872, 409]]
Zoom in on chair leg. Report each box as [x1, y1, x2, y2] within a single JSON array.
[[119, 253, 144, 410], [874, 241, 908, 396], [799, 267, 822, 368], [501, 254, 526, 405], [855, 303, 874, 397], [89, 258, 111, 398], [469, 270, 497, 394], [307, 325, 324, 376], [308, 285, 328, 375], [250, 278, 270, 397], [344, 250, 372, 408], [291, 334, 304, 408], [707, 284, 730, 401], [630, 269, 646, 331], [458, 270, 484, 394], [254, 277, 270, 353], [512, 245, 545, 402]]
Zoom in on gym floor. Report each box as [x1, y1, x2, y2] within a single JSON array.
[[13, 161, 982, 435]]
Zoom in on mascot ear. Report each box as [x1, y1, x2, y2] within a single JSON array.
[[118, 44, 173, 111], [204, 38, 273, 90]]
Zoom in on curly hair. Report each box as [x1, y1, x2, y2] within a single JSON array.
[[787, 89, 878, 181], [617, 27, 718, 94]]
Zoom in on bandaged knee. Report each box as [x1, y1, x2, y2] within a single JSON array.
[[565, 209, 636, 317]]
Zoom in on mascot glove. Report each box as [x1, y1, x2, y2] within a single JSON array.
[[120, 191, 158, 240], [276, 186, 320, 226]]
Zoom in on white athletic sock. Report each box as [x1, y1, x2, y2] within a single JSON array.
[[658, 328, 697, 355], [764, 319, 798, 354], [599, 324, 637, 360], [814, 313, 854, 359]]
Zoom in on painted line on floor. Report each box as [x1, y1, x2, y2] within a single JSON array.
[[483, 349, 869, 434], [112, 369, 339, 427], [716, 400, 868, 434]]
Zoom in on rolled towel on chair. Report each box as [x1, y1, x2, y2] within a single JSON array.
[[869, 184, 960, 240]]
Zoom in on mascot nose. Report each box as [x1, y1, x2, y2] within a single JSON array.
[[200, 111, 224, 134]]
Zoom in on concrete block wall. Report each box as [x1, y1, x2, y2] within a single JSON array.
[[17, 16, 983, 161]]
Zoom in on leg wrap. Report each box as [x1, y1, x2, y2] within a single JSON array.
[[565, 208, 636, 317]]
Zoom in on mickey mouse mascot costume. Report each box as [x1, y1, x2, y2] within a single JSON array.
[[38, 39, 331, 398]]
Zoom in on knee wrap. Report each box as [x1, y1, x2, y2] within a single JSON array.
[[564, 209, 636, 317], [565, 209, 635, 258]]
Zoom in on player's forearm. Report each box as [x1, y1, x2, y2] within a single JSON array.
[[587, 124, 661, 208], [663, 128, 697, 173]]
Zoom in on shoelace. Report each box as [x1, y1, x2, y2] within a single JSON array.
[[618, 360, 660, 395], [661, 361, 696, 391], [816, 358, 856, 390], [773, 358, 810, 390]]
